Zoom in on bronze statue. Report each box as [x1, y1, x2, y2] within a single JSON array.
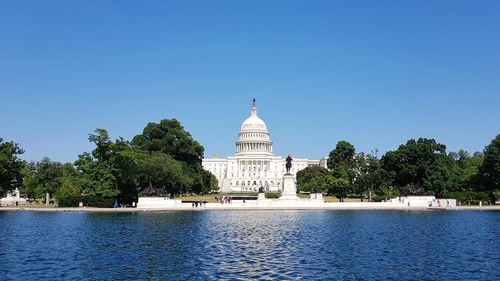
[[285, 155, 293, 174]]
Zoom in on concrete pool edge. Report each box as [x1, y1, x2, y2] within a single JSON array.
[[1, 205, 499, 212]]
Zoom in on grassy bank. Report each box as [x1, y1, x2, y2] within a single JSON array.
[[177, 193, 366, 203]]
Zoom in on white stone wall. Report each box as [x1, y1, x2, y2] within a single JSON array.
[[136, 197, 182, 209], [202, 158, 227, 184]]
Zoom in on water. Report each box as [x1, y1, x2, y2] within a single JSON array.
[[0, 210, 499, 280]]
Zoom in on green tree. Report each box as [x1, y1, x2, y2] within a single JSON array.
[[447, 150, 483, 192], [327, 140, 356, 179], [88, 129, 114, 163], [36, 158, 64, 205], [189, 167, 218, 195], [0, 138, 25, 196], [135, 152, 191, 196], [327, 177, 349, 202], [208, 172, 219, 193], [327, 141, 357, 198], [72, 129, 129, 198], [115, 146, 215, 198], [131, 119, 205, 165], [112, 148, 143, 202], [381, 138, 454, 197], [477, 135, 500, 202], [129, 119, 211, 196], [61, 162, 79, 179], [74, 152, 119, 197], [352, 151, 387, 201], [22, 174, 39, 201], [21, 162, 39, 201], [466, 152, 484, 187], [73, 122, 211, 203], [54, 178, 80, 199], [297, 166, 331, 193]]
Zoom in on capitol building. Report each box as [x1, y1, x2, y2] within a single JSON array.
[[203, 100, 327, 193]]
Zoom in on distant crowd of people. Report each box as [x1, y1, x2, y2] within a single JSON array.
[[215, 196, 233, 204], [192, 201, 206, 208]]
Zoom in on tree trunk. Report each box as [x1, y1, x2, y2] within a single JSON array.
[[45, 192, 50, 206]]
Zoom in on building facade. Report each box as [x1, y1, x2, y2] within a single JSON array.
[[203, 100, 327, 193]]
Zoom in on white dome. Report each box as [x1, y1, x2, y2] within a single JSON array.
[[240, 112, 268, 133], [236, 100, 273, 156]]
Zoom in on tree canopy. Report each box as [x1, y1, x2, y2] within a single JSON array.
[[131, 119, 204, 165], [2, 123, 498, 206], [0, 138, 25, 196], [297, 166, 332, 193], [76, 120, 213, 200], [10, 118, 215, 206], [381, 138, 453, 197], [477, 135, 500, 199], [327, 140, 356, 181]]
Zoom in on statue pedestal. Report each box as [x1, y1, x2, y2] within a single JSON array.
[[280, 174, 300, 200], [257, 193, 266, 201]]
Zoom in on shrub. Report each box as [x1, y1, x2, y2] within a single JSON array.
[[444, 191, 491, 205], [57, 195, 82, 207], [83, 196, 115, 208], [56, 195, 115, 208], [265, 192, 281, 199]]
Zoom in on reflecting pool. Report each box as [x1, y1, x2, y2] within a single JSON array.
[[1, 210, 499, 280]]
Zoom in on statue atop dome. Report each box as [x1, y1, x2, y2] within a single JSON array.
[[251, 98, 257, 116]]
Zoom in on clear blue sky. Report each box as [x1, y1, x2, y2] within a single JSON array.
[[1, 0, 499, 163]]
